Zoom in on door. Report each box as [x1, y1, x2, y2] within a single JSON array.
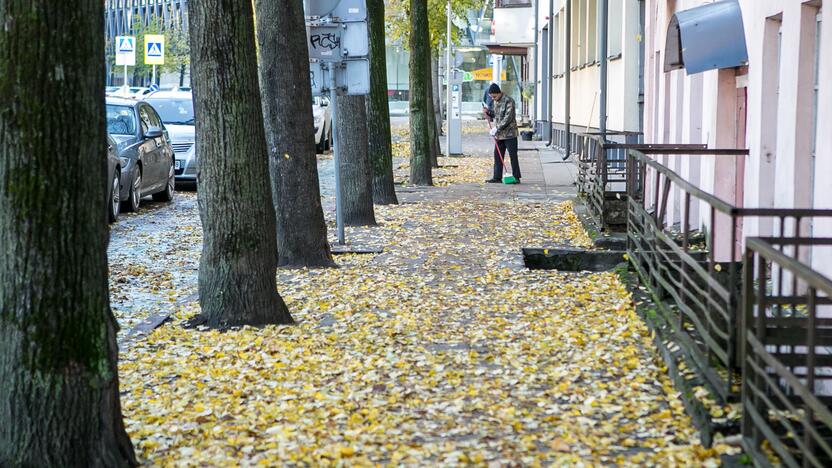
[[138, 104, 164, 189], [147, 105, 172, 187], [734, 79, 748, 257]]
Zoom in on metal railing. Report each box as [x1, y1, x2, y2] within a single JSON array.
[[626, 148, 832, 402], [573, 131, 722, 232], [742, 237, 832, 467]]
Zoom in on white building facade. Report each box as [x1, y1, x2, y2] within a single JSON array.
[[526, 0, 644, 137]]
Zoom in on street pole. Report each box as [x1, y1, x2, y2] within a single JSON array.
[[564, 0, 571, 160], [445, 0, 451, 154], [546, 0, 554, 146], [532, 0, 538, 125], [329, 65, 345, 245], [152, 64, 157, 86], [123, 64, 128, 89], [599, 0, 608, 137]]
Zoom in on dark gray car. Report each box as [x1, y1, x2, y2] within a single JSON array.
[[106, 134, 122, 223], [106, 97, 175, 212]]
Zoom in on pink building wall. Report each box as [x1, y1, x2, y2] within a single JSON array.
[[644, 0, 830, 273]]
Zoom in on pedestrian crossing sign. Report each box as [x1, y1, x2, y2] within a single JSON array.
[[115, 36, 136, 66], [144, 34, 165, 65]]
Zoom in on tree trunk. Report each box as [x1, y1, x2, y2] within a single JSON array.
[[432, 55, 444, 141], [0, 1, 136, 465], [426, 50, 440, 168], [366, 0, 399, 205], [408, 0, 433, 185], [335, 95, 377, 226], [189, 0, 293, 327], [255, 0, 335, 268]]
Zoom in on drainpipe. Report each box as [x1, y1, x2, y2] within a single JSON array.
[[599, 0, 608, 137], [546, 0, 554, 146], [564, 0, 571, 159], [533, 0, 539, 125]]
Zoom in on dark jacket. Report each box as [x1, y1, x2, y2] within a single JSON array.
[[490, 95, 518, 140]]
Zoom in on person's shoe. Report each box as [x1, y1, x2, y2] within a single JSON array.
[[485, 178, 501, 183]]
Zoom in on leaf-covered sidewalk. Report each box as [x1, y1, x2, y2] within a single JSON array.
[[118, 195, 737, 465]]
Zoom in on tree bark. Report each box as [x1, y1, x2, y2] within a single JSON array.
[[426, 50, 440, 168], [335, 95, 377, 226], [366, 0, 399, 205], [255, 0, 335, 268], [431, 55, 444, 141], [408, 0, 433, 185], [189, 0, 293, 327], [0, 1, 136, 465]]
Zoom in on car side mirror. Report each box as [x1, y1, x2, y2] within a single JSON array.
[[145, 127, 163, 139]]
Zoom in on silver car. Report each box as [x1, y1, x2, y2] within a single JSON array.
[[144, 91, 196, 184], [313, 96, 332, 153]]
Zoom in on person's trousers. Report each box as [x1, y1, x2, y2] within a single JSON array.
[[492, 137, 521, 180]]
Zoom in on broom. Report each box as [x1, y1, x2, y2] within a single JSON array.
[[485, 114, 518, 185]]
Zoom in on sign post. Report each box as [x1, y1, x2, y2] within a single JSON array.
[[115, 36, 136, 89], [144, 34, 165, 86], [305, 0, 370, 246]]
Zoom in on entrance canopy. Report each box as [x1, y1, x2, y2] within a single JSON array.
[[664, 0, 748, 74]]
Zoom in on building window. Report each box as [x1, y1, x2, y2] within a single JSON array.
[[571, 0, 581, 67], [495, 0, 532, 6], [608, 0, 623, 57], [552, 13, 563, 75], [587, 0, 597, 63], [812, 10, 822, 164]]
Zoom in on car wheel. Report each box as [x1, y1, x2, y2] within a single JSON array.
[[122, 168, 142, 212], [108, 170, 120, 223], [153, 163, 175, 202]]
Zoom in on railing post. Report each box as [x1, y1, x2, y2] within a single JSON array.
[[752, 251, 768, 448], [805, 286, 816, 459], [740, 246, 755, 443], [707, 205, 716, 363]]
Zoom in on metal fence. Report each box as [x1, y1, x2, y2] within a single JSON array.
[[626, 148, 832, 402], [742, 237, 832, 467]]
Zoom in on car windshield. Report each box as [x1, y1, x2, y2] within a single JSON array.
[[146, 98, 195, 125], [106, 104, 137, 135]]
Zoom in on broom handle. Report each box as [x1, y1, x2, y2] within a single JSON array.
[[485, 115, 509, 170]]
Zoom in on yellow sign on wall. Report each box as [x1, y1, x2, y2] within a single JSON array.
[[472, 68, 507, 81], [144, 34, 165, 65]]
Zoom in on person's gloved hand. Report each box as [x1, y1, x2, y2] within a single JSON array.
[[489, 128, 497, 137]]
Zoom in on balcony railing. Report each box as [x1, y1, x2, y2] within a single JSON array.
[[742, 237, 832, 467], [626, 148, 832, 402]]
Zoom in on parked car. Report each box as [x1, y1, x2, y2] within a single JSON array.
[[144, 91, 196, 184], [106, 134, 122, 223], [313, 96, 332, 153], [106, 96, 175, 212]]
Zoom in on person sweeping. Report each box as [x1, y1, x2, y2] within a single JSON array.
[[483, 83, 521, 184]]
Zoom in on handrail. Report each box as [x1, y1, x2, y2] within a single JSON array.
[[629, 149, 738, 214], [746, 237, 832, 295]]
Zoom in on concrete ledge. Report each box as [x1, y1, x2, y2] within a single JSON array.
[[522, 247, 627, 271]]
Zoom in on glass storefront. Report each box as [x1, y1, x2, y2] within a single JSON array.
[[385, 45, 523, 118]]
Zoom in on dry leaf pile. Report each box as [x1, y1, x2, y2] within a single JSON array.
[[394, 157, 488, 187], [118, 196, 736, 465]]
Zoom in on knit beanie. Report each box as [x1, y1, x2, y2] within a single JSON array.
[[487, 83, 501, 94]]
